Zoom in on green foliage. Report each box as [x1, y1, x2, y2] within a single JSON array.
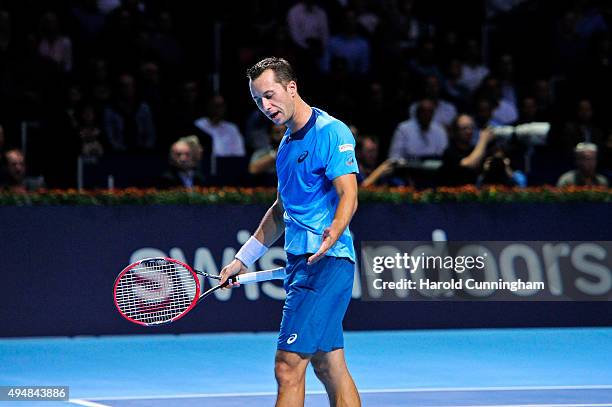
[[0, 186, 610, 206]]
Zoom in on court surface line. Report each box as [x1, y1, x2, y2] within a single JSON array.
[[69, 400, 112, 407], [78, 384, 612, 401]]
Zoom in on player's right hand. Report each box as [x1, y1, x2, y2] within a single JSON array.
[[219, 258, 248, 289]]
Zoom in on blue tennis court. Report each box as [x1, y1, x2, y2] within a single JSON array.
[[1, 327, 611, 406]]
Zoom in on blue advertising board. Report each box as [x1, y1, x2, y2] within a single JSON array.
[[1, 203, 610, 337]]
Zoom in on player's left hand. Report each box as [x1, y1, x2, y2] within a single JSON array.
[[307, 227, 338, 265]]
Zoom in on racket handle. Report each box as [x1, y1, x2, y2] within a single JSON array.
[[233, 267, 286, 284]]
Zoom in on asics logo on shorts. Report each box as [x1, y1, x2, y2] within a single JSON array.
[[287, 333, 298, 344]]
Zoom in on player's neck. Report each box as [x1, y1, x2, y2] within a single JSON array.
[[288, 98, 312, 134]]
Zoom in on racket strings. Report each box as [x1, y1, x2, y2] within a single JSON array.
[[116, 268, 194, 322], [115, 261, 198, 324]]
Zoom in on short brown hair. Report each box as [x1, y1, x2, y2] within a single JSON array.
[[246, 57, 296, 85]]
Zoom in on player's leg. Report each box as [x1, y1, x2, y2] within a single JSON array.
[[275, 349, 311, 407], [311, 348, 360, 407], [310, 256, 359, 406]]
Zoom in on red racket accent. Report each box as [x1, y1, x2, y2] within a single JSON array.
[[113, 257, 201, 326]]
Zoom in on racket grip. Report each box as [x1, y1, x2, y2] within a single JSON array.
[[234, 267, 286, 284]]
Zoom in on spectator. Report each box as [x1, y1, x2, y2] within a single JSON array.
[[249, 123, 286, 186], [78, 105, 105, 158], [557, 98, 605, 155], [57, 84, 83, 136], [245, 108, 272, 151], [477, 145, 527, 187], [442, 58, 470, 109], [458, 39, 489, 93], [319, 57, 359, 122], [478, 76, 518, 125], [385, 0, 434, 52], [532, 78, 555, 121], [573, 2, 608, 40], [101, 4, 143, 72], [474, 97, 501, 131], [107, 0, 146, 27], [1, 149, 45, 192], [85, 56, 111, 95], [138, 61, 166, 143], [389, 99, 448, 159], [71, 0, 106, 47], [287, 0, 329, 50], [355, 80, 401, 157], [438, 114, 495, 186], [517, 96, 540, 124], [38, 12, 73, 73], [553, 4, 608, 75], [249, 123, 285, 175], [286, 0, 329, 74], [194, 95, 246, 157], [496, 53, 518, 106], [149, 11, 184, 74], [353, 0, 380, 36], [267, 26, 299, 69], [159, 137, 207, 189], [98, 0, 122, 15], [409, 75, 457, 128], [356, 135, 394, 187], [557, 142, 608, 187], [0, 1, 609, 191], [104, 73, 156, 151], [181, 135, 204, 165], [167, 79, 205, 141], [408, 38, 442, 80], [437, 30, 461, 66], [323, 9, 370, 76]]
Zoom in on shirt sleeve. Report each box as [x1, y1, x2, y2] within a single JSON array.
[[388, 124, 405, 159], [324, 122, 359, 180]]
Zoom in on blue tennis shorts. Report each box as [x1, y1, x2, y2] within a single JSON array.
[[277, 253, 354, 354]]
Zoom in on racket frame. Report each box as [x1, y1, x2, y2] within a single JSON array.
[[113, 257, 202, 326], [113, 257, 285, 326]]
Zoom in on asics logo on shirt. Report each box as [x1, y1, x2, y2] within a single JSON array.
[[287, 333, 298, 344], [297, 151, 309, 163]]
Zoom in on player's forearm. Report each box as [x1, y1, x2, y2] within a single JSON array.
[[253, 200, 285, 246], [329, 188, 357, 238]]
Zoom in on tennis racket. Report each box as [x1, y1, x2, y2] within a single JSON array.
[[113, 257, 286, 326]]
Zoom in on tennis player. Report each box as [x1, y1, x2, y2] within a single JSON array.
[[219, 57, 361, 407]]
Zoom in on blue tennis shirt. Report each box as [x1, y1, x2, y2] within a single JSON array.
[[276, 107, 359, 262]]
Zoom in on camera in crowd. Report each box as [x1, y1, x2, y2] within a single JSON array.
[[490, 122, 550, 146]]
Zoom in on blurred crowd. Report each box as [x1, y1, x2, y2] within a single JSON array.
[[0, 0, 610, 192]]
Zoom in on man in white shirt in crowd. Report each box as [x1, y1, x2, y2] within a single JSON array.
[[458, 39, 489, 94], [409, 75, 457, 128], [194, 95, 246, 158], [286, 0, 329, 52], [389, 99, 448, 159]]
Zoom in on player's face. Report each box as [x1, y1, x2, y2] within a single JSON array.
[[249, 69, 296, 126]]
